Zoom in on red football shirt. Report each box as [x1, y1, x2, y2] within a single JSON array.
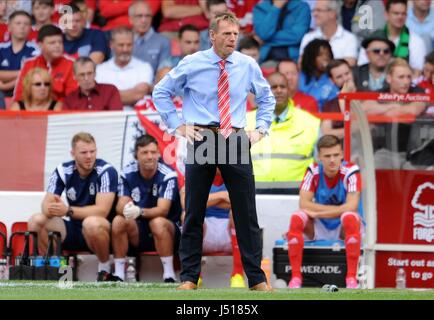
[[293, 91, 319, 115], [13, 54, 78, 102]]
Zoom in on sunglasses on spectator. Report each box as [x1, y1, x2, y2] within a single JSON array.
[[32, 82, 51, 87], [367, 48, 391, 55]]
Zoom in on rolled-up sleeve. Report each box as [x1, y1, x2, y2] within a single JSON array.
[[250, 62, 275, 130], [152, 58, 189, 134]]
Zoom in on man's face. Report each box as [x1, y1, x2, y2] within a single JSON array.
[[111, 33, 133, 65], [8, 15, 31, 40], [136, 143, 159, 172], [32, 2, 54, 24], [330, 63, 353, 89], [71, 141, 97, 173], [318, 144, 343, 176], [413, 0, 431, 12], [40, 35, 64, 60], [366, 40, 392, 69], [179, 30, 200, 56], [64, 12, 84, 39], [207, 3, 228, 20], [75, 62, 96, 92], [312, 0, 334, 28], [210, 20, 239, 59], [268, 74, 289, 107], [423, 62, 434, 82], [387, 66, 412, 94], [130, 2, 153, 35], [386, 3, 407, 30], [240, 47, 259, 62], [277, 61, 299, 95]]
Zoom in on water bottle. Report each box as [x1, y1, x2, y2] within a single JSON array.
[[126, 257, 137, 283], [395, 268, 406, 289], [0, 258, 8, 280]]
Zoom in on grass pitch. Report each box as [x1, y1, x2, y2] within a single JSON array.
[[0, 281, 433, 300]]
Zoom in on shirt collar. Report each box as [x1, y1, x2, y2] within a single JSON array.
[[207, 47, 235, 65], [274, 99, 295, 123], [135, 28, 155, 43], [78, 83, 100, 97], [318, 24, 344, 40]]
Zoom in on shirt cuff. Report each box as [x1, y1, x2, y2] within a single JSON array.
[[255, 120, 270, 132], [161, 111, 183, 134]]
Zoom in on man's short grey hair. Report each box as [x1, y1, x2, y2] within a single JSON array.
[[209, 12, 239, 32], [327, 0, 340, 16], [73, 56, 96, 74], [128, 0, 151, 17], [110, 26, 134, 41]]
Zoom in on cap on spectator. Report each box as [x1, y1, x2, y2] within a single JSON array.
[[361, 35, 396, 53]]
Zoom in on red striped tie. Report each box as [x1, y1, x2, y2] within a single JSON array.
[[218, 60, 233, 138]]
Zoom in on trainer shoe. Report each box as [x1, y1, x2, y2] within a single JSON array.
[[230, 273, 246, 288], [177, 281, 197, 290], [249, 282, 274, 292], [97, 271, 123, 282], [288, 277, 302, 289], [164, 277, 176, 283], [346, 277, 358, 289], [197, 276, 203, 288]]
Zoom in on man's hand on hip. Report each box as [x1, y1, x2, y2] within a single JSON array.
[[247, 130, 264, 145], [176, 125, 204, 144]]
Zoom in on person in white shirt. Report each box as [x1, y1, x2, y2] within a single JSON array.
[[95, 27, 153, 110], [299, 0, 358, 66]]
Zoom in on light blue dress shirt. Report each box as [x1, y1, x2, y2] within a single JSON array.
[[406, 8, 434, 52], [152, 48, 275, 133]]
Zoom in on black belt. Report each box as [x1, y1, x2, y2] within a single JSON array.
[[196, 125, 242, 133]]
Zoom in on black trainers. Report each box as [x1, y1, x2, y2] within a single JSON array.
[[97, 271, 124, 282], [164, 277, 176, 283]]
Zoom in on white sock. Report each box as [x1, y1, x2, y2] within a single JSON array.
[[114, 258, 126, 280], [98, 260, 111, 273], [160, 256, 175, 280]]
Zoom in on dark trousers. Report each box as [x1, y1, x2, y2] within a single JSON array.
[[180, 130, 265, 287]]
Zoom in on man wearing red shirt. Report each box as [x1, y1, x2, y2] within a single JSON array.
[[13, 24, 78, 102], [277, 59, 319, 114], [64, 57, 122, 111]]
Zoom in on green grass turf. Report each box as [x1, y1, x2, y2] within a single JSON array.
[[0, 281, 434, 300]]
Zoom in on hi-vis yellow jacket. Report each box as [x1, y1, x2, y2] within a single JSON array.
[[247, 100, 320, 188]]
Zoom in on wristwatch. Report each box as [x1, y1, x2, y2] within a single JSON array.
[[66, 207, 74, 217], [256, 127, 268, 136]]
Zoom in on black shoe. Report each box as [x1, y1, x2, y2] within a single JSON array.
[[164, 277, 176, 283], [97, 271, 124, 282]]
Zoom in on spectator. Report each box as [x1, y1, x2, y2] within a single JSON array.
[[62, 4, 109, 64], [156, 24, 200, 83], [129, 0, 171, 76], [253, 0, 311, 64], [13, 24, 78, 102], [247, 72, 320, 189], [5, 0, 32, 18], [0, 0, 7, 42], [338, 0, 386, 42], [238, 35, 260, 63], [322, 59, 356, 139], [28, 132, 119, 282], [95, 27, 153, 110], [353, 35, 395, 92], [64, 57, 122, 111], [277, 59, 319, 114], [158, 0, 209, 34], [406, 0, 433, 53], [10, 67, 61, 111], [69, 0, 96, 28], [0, 11, 39, 97], [98, 0, 132, 31], [32, 0, 55, 32], [299, 39, 338, 111], [300, 0, 358, 66], [112, 134, 182, 283], [200, 0, 228, 51], [226, 0, 258, 35], [286, 134, 363, 289], [358, 0, 427, 74], [179, 169, 246, 288], [417, 51, 434, 94]]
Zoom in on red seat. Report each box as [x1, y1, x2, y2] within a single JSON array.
[[0, 221, 7, 258], [9, 221, 37, 266]]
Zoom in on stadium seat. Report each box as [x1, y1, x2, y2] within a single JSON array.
[[0, 221, 7, 259], [9, 221, 37, 266]]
